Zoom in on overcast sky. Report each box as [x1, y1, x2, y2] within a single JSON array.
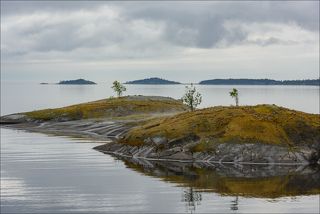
[[1, 1, 319, 82]]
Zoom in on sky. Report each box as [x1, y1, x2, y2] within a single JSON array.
[[1, 1, 319, 83]]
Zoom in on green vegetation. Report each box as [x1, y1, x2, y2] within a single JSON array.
[[25, 96, 188, 121], [112, 81, 126, 97], [182, 84, 202, 111], [120, 104, 319, 147], [58, 79, 96, 85], [125, 77, 181, 85], [229, 88, 239, 106], [199, 78, 320, 86]]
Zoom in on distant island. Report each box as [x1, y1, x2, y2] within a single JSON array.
[[58, 79, 96, 85], [199, 78, 320, 85], [125, 77, 181, 85]]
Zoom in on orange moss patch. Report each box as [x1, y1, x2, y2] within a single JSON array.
[[25, 96, 187, 121], [120, 105, 320, 147]]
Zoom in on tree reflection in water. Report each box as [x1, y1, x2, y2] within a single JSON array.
[[230, 196, 239, 211], [182, 187, 202, 213]]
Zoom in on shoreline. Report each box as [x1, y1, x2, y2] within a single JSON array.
[[1, 123, 316, 167], [0, 119, 128, 142], [1, 119, 319, 166], [95, 147, 309, 166]]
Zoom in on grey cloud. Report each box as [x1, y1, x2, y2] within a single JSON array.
[[1, 1, 104, 16], [1, 1, 318, 59], [122, 1, 318, 48], [246, 37, 293, 46]]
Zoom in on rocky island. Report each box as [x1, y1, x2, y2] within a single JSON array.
[[1, 96, 319, 165], [199, 78, 320, 85], [125, 77, 181, 84], [58, 78, 96, 85]]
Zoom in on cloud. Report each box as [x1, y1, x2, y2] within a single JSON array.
[[0, 0, 318, 82], [1, 5, 177, 61], [122, 1, 318, 47]]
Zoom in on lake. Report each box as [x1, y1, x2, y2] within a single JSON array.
[[1, 82, 319, 115], [1, 82, 319, 213]]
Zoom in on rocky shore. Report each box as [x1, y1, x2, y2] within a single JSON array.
[[1, 119, 130, 142], [94, 140, 320, 165], [0, 96, 185, 141]]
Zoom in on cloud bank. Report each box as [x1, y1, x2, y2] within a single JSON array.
[[1, 1, 319, 81]]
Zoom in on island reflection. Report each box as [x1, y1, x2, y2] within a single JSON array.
[[114, 156, 320, 199]]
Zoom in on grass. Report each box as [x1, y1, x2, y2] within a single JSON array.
[[23, 97, 319, 150], [120, 104, 320, 148], [25, 96, 188, 121]]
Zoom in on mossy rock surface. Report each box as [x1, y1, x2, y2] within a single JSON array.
[[120, 104, 320, 148], [23, 96, 188, 121]]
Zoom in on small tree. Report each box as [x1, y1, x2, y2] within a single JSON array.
[[229, 88, 239, 106], [182, 84, 202, 111], [112, 80, 126, 97]]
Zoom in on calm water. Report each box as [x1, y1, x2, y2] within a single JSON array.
[[1, 82, 319, 213], [1, 81, 319, 115], [1, 128, 319, 213]]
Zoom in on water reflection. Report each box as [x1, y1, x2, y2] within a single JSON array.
[[114, 157, 320, 213], [182, 187, 202, 213], [2, 127, 319, 213], [117, 157, 320, 199], [230, 196, 239, 211]]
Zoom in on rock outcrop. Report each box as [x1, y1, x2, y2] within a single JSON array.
[[1, 98, 319, 165], [95, 105, 320, 165]]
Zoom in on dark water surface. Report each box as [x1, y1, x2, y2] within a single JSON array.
[[1, 128, 319, 213]]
